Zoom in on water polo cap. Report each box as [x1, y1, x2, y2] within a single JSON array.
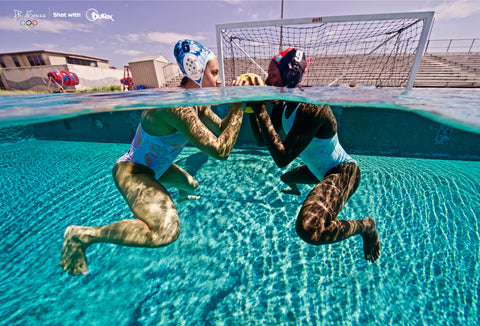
[[273, 48, 307, 88], [174, 39, 216, 87]]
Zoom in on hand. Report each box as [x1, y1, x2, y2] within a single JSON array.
[[231, 73, 266, 86]]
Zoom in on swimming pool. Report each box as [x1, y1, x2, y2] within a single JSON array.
[[0, 87, 479, 325], [1, 139, 479, 325]]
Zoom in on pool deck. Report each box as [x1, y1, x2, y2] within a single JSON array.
[[29, 105, 480, 161]]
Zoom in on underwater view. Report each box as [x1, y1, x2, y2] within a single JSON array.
[[0, 87, 479, 325]]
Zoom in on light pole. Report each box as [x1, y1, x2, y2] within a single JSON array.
[[279, 0, 284, 51]]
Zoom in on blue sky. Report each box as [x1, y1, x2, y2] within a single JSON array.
[[1, 0, 479, 68]]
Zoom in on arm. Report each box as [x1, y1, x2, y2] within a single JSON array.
[[248, 101, 282, 146], [198, 104, 242, 135], [254, 102, 320, 168], [168, 104, 244, 160], [248, 102, 266, 146]]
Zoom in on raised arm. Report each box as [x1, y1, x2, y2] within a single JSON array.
[[168, 104, 244, 160], [198, 104, 241, 135], [254, 102, 320, 167]]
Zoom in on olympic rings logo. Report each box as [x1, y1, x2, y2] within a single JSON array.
[[20, 20, 38, 28]]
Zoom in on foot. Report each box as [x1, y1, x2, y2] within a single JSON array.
[[177, 190, 200, 202], [281, 184, 301, 196], [361, 217, 381, 263], [59, 226, 88, 275], [177, 194, 200, 202]]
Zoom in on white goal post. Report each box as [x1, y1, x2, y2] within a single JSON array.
[[215, 11, 434, 89]]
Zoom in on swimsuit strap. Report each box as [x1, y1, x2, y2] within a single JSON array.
[[282, 103, 301, 134]]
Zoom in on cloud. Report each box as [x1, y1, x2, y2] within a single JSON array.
[[32, 43, 58, 50], [146, 32, 206, 44], [114, 49, 144, 56], [35, 19, 92, 33], [115, 33, 142, 43], [0, 17, 20, 31], [70, 45, 95, 52], [114, 31, 207, 46], [431, 0, 480, 19]]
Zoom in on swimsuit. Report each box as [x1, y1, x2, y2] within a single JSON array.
[[116, 110, 196, 179], [282, 104, 356, 180]]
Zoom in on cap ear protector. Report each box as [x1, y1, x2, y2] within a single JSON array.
[[284, 59, 305, 88], [273, 48, 307, 88]]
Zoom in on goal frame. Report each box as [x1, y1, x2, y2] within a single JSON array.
[[215, 11, 434, 89]]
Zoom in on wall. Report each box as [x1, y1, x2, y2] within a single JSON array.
[[0, 64, 68, 91], [68, 64, 123, 90], [32, 105, 480, 161], [48, 54, 67, 65], [0, 64, 124, 91], [129, 61, 161, 88]]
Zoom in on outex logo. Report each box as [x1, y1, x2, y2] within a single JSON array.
[[85, 8, 114, 22]]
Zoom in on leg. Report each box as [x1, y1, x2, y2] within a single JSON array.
[[60, 162, 181, 275], [280, 165, 319, 195], [295, 162, 380, 263], [158, 163, 199, 200]]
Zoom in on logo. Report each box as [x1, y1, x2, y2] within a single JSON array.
[[86, 8, 114, 22], [20, 20, 38, 29]]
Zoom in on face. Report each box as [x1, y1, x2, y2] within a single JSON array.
[[201, 57, 222, 88], [265, 60, 283, 87]]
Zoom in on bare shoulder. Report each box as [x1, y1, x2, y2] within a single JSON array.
[[141, 106, 198, 136], [297, 103, 336, 136], [302, 103, 334, 120]]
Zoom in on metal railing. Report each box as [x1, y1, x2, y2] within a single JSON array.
[[425, 38, 479, 54]]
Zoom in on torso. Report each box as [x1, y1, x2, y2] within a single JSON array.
[[279, 101, 355, 179], [115, 106, 200, 179]]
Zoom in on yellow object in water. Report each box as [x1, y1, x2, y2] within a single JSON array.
[[237, 73, 265, 113]]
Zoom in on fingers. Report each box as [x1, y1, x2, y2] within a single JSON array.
[[252, 75, 262, 85], [231, 74, 264, 86], [231, 77, 249, 86]]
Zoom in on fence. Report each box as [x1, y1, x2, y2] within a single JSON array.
[[425, 38, 479, 54]]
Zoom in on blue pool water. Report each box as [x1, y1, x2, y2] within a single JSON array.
[[0, 87, 479, 325], [0, 140, 479, 325], [1, 87, 480, 133]]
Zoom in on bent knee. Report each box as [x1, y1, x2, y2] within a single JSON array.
[[295, 218, 326, 245], [150, 220, 180, 247]]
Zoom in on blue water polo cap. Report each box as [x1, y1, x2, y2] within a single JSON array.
[[174, 39, 216, 87]]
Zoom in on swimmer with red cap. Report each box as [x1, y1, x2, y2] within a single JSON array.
[[236, 47, 381, 264]]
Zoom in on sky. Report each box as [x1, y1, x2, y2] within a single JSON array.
[[1, 0, 479, 69]]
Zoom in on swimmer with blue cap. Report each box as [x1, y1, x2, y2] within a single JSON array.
[[174, 39, 219, 88], [60, 39, 244, 276]]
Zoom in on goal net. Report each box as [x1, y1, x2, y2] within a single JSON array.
[[216, 12, 434, 89]]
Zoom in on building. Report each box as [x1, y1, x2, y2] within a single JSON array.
[[0, 50, 124, 91], [128, 54, 183, 88]]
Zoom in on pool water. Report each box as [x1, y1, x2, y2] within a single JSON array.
[[1, 87, 480, 133], [1, 139, 478, 325]]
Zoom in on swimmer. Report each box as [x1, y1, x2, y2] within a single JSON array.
[[60, 40, 245, 275], [232, 48, 380, 263]]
